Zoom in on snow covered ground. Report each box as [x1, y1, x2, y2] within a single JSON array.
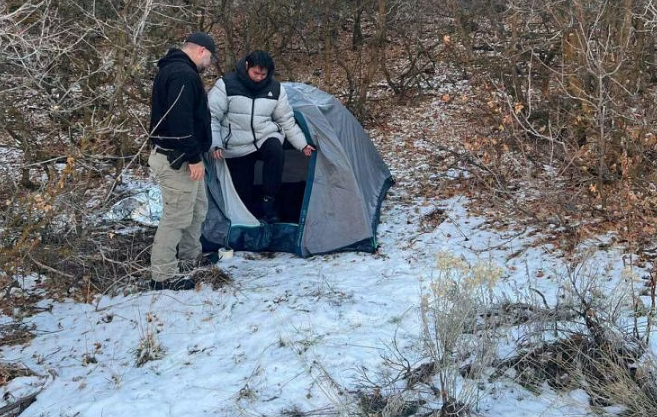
[[2, 188, 648, 416], [2, 81, 653, 417]]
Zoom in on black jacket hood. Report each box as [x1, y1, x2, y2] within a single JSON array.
[[158, 48, 199, 72], [235, 57, 274, 93]]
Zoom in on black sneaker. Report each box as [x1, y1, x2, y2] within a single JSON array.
[[149, 277, 196, 291], [261, 196, 280, 223]]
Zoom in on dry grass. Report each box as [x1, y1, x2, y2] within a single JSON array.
[[133, 330, 165, 367], [0, 362, 35, 387], [0, 323, 35, 347], [492, 335, 657, 415], [190, 266, 232, 290], [38, 224, 154, 296]]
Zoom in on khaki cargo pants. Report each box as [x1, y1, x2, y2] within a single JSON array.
[[149, 151, 208, 282]]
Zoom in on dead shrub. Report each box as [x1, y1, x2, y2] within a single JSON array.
[[488, 254, 657, 415], [134, 331, 165, 367], [0, 323, 35, 347], [133, 312, 165, 367], [17, 224, 154, 300], [0, 362, 35, 387]]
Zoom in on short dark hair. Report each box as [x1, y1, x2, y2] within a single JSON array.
[[245, 50, 274, 73]]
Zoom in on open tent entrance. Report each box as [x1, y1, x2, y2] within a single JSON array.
[[248, 142, 311, 223]]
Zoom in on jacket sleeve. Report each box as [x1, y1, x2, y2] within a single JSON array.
[[208, 79, 228, 149], [272, 86, 308, 151], [165, 75, 203, 163]]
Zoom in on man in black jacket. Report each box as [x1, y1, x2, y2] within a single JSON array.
[[148, 32, 217, 291]]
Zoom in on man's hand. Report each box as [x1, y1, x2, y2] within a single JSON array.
[[188, 161, 205, 181], [302, 145, 315, 157], [210, 147, 223, 160]]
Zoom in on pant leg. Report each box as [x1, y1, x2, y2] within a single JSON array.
[[178, 177, 208, 261], [149, 151, 198, 282], [257, 137, 285, 199], [225, 152, 257, 209]]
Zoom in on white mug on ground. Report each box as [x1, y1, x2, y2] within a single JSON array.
[[218, 247, 233, 261]]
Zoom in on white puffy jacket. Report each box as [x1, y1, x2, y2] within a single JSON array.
[[208, 69, 307, 159]]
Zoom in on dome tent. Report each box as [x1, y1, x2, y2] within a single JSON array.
[[200, 82, 393, 257]]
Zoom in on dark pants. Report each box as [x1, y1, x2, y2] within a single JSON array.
[[226, 137, 284, 209]]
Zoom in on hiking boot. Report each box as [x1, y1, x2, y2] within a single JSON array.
[[260, 196, 280, 223], [149, 277, 196, 291]]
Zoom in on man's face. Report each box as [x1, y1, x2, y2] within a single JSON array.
[[197, 47, 212, 72], [247, 65, 268, 83]]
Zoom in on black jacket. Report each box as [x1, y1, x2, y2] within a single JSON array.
[[149, 49, 212, 164]]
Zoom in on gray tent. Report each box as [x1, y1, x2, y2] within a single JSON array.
[[201, 82, 393, 257]]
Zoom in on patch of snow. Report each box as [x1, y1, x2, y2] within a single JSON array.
[[12, 274, 45, 293]]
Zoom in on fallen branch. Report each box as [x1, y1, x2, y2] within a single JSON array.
[[27, 254, 75, 279], [0, 390, 40, 416]]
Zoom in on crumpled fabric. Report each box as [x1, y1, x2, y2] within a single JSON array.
[[105, 187, 162, 227]]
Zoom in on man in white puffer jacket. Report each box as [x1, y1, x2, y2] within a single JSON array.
[[208, 50, 315, 223]]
